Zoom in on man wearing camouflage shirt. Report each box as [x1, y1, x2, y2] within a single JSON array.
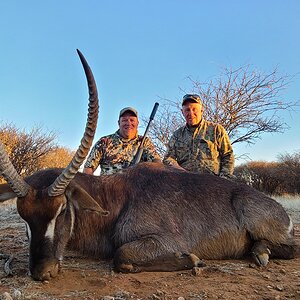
[[163, 94, 234, 178], [83, 107, 160, 175]]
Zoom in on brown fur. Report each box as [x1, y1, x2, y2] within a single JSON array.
[[3, 162, 298, 280]]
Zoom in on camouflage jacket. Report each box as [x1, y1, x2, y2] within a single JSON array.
[[84, 130, 160, 175], [163, 119, 234, 177]]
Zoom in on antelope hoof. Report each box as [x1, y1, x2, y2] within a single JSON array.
[[117, 263, 141, 273], [189, 253, 206, 267], [252, 249, 271, 266], [251, 241, 271, 266]]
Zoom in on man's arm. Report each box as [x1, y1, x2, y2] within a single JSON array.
[[163, 134, 181, 167], [216, 125, 235, 177], [83, 139, 103, 174], [141, 137, 161, 162]]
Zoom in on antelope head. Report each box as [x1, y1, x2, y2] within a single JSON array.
[[0, 50, 108, 281]]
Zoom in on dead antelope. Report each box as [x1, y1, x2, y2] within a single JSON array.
[[0, 51, 299, 282]]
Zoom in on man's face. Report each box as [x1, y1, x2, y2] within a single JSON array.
[[118, 112, 139, 139], [182, 102, 203, 126]]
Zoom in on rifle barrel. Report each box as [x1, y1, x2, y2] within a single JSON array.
[[131, 102, 159, 165]]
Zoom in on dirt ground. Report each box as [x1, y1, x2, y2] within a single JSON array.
[[0, 200, 299, 300]]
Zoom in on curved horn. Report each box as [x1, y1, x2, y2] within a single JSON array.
[[48, 50, 99, 197], [0, 142, 30, 197]]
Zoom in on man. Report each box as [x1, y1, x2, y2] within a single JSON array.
[[163, 94, 234, 178], [84, 107, 160, 175]]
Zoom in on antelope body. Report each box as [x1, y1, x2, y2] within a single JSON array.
[[0, 51, 298, 281]]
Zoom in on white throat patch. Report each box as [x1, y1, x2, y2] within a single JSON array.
[[45, 203, 64, 241]]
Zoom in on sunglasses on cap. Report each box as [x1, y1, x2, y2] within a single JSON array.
[[182, 94, 201, 105]]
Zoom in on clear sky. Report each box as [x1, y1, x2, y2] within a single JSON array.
[[0, 1, 299, 164]]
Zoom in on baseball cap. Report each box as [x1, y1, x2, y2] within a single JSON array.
[[182, 94, 202, 106], [119, 107, 138, 119]]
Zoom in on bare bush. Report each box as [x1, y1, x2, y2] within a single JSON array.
[[39, 147, 74, 169], [144, 66, 298, 158], [235, 150, 300, 195], [0, 123, 73, 182], [277, 151, 300, 194], [235, 162, 283, 195]]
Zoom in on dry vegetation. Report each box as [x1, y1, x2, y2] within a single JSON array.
[[144, 66, 299, 157], [0, 123, 74, 184], [0, 198, 299, 300]]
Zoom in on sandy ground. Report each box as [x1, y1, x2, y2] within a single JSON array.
[[0, 199, 299, 300]]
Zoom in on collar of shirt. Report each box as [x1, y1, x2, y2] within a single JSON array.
[[185, 119, 205, 138]]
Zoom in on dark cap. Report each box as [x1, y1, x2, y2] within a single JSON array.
[[119, 107, 138, 119], [182, 94, 202, 106]]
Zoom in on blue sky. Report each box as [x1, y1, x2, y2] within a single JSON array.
[[0, 1, 299, 164]]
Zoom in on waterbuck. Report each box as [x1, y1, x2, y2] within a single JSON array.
[[0, 51, 298, 282]]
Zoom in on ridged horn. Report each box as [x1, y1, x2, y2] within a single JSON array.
[[0, 142, 30, 197], [48, 49, 99, 197]]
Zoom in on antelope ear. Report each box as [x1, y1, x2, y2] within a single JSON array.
[[65, 183, 109, 216], [0, 183, 17, 202]]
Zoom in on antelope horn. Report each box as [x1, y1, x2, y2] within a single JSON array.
[[0, 142, 30, 197], [48, 49, 99, 197]]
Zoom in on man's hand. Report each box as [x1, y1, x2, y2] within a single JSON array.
[[219, 172, 236, 180], [83, 167, 94, 175]]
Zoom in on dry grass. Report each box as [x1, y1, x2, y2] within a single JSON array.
[[0, 197, 300, 299], [272, 195, 300, 223]]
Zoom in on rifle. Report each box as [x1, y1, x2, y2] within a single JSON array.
[[130, 102, 159, 165]]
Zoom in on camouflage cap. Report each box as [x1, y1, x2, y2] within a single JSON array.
[[182, 94, 202, 106], [119, 107, 138, 119]]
